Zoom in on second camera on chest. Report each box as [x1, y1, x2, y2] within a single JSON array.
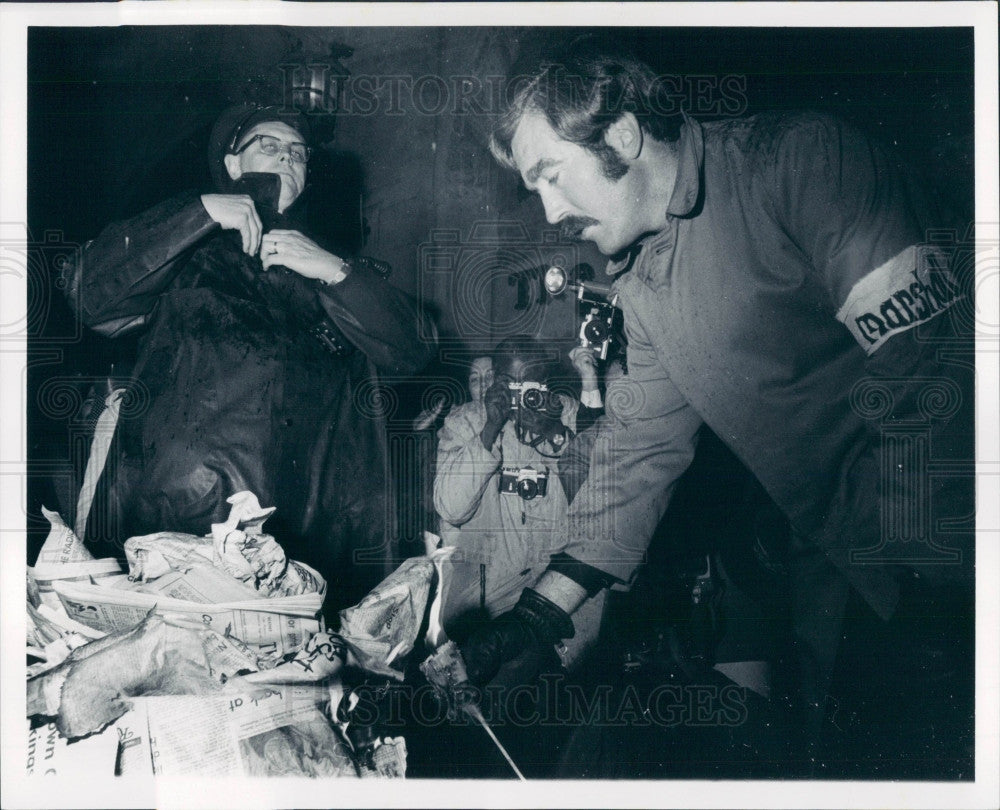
[[499, 466, 549, 500]]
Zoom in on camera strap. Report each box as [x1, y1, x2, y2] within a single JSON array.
[[515, 419, 567, 459]]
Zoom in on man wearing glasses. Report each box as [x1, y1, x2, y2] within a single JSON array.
[[61, 103, 435, 610]]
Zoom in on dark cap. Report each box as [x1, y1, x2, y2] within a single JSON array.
[[207, 103, 312, 191]]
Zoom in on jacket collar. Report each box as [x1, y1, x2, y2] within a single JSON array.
[[665, 111, 704, 218], [605, 111, 705, 277]]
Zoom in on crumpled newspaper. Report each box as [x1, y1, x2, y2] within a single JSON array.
[[26, 595, 97, 678], [26, 610, 266, 740], [419, 639, 481, 721], [31, 507, 122, 579], [420, 640, 471, 692], [124, 491, 315, 598], [29, 508, 122, 614], [233, 630, 347, 686], [143, 691, 358, 778], [359, 737, 408, 778], [27, 512, 116, 676], [337, 549, 453, 680], [232, 548, 456, 687]]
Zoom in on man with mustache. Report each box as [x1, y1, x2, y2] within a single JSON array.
[[457, 40, 973, 765], [558, 215, 599, 243]]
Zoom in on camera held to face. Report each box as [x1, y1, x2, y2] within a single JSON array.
[[499, 466, 549, 500], [508, 381, 563, 417]]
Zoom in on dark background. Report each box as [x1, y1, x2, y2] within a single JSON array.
[[22, 25, 977, 780], [25, 23, 975, 560], [27, 26, 974, 336], [25, 24, 974, 555]]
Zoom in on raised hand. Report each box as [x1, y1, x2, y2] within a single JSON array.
[[260, 229, 348, 284], [481, 379, 512, 450], [200, 194, 263, 256], [569, 346, 600, 393]]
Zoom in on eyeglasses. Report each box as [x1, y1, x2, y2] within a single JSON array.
[[233, 134, 311, 164]]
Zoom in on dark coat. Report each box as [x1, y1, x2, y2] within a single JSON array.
[[62, 189, 436, 609]]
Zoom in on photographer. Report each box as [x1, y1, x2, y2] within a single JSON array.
[[433, 336, 604, 683]]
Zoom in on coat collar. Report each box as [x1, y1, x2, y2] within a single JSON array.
[[605, 112, 705, 277], [665, 111, 705, 218]]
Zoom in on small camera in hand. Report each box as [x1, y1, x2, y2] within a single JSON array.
[[542, 265, 621, 361], [499, 466, 549, 500], [579, 301, 616, 360], [508, 381, 563, 416]]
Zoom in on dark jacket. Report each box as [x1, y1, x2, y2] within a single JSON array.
[[62, 190, 436, 608]]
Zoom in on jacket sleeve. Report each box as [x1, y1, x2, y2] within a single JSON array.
[[60, 193, 218, 338], [314, 263, 437, 376], [575, 402, 604, 436], [433, 405, 503, 527], [560, 306, 703, 585], [770, 113, 973, 595], [769, 113, 967, 362], [557, 419, 599, 505], [772, 113, 972, 435]]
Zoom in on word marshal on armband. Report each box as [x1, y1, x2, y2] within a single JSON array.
[[838, 245, 963, 354]]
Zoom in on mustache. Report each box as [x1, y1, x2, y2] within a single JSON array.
[[559, 216, 599, 241]]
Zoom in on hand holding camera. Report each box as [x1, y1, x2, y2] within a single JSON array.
[[507, 381, 562, 415], [542, 265, 620, 360], [569, 347, 600, 395], [480, 380, 513, 450], [578, 300, 617, 360]]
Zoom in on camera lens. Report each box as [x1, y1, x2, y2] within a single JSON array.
[[517, 478, 539, 500], [522, 388, 545, 410], [583, 318, 610, 343]]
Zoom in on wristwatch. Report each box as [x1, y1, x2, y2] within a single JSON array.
[[316, 259, 352, 286]]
